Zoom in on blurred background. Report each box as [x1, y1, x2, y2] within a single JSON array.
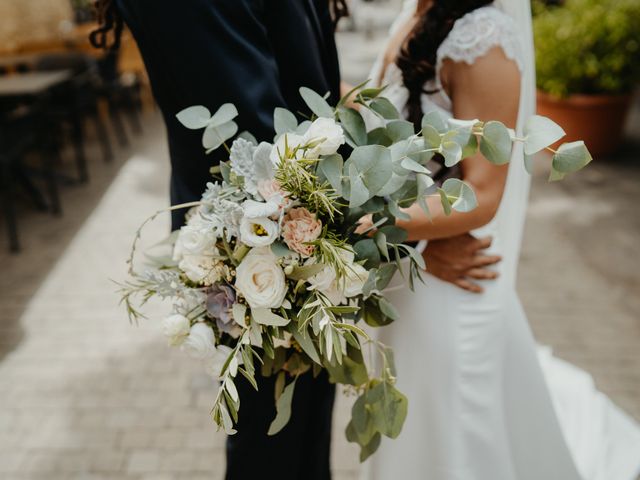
[[0, 0, 638, 478]]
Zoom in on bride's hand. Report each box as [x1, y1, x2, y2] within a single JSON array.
[[354, 214, 374, 235], [422, 234, 501, 293]]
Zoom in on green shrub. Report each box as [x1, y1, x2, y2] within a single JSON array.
[[533, 0, 640, 97]]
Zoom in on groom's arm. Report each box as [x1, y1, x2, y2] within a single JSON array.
[[116, 0, 286, 148]]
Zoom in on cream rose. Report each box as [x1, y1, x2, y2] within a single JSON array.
[[173, 223, 216, 261], [281, 207, 322, 257], [235, 247, 287, 309], [182, 322, 216, 359], [162, 314, 191, 346], [239, 216, 279, 247], [304, 117, 346, 156]]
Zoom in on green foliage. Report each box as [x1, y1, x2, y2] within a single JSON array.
[[533, 0, 640, 96]]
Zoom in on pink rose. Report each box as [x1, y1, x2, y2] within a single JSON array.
[[281, 207, 322, 257], [257, 179, 291, 210]]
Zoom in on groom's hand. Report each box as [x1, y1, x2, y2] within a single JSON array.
[[422, 234, 501, 293]]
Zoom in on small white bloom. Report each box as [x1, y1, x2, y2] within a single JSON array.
[[304, 117, 345, 156], [242, 199, 280, 219], [178, 255, 220, 285], [162, 314, 190, 346], [239, 216, 279, 247], [173, 223, 216, 261], [205, 345, 234, 380], [182, 322, 216, 359], [270, 133, 305, 165], [235, 247, 287, 309]]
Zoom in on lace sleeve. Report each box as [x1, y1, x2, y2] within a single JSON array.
[[435, 6, 524, 84]]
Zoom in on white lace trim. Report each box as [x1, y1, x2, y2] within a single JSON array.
[[435, 5, 524, 88]]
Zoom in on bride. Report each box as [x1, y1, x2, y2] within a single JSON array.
[[356, 0, 640, 479]]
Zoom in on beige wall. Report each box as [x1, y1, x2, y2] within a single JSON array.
[[0, 0, 73, 52]]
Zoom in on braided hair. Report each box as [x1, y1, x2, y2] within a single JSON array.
[[396, 0, 492, 127], [90, 0, 349, 50]]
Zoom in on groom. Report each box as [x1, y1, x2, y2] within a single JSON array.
[[91, 0, 345, 478], [91, 0, 498, 476]]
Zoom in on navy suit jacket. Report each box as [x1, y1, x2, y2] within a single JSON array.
[[115, 0, 341, 228]]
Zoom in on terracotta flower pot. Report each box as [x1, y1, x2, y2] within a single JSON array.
[[536, 91, 632, 158]]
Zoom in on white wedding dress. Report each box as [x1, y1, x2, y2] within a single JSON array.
[[360, 2, 640, 480]]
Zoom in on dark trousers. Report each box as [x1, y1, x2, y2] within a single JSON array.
[[225, 370, 335, 480]]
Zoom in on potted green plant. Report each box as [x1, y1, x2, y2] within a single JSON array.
[[533, 0, 640, 156]]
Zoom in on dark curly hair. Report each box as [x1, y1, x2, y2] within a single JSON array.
[[90, 0, 349, 50], [397, 0, 492, 127]]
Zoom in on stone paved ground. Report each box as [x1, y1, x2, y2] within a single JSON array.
[[1, 5, 639, 479]]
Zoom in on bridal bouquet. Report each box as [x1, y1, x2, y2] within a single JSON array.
[[119, 84, 591, 460]]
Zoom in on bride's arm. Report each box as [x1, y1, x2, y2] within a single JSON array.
[[395, 47, 521, 242]]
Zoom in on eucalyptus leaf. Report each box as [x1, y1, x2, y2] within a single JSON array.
[[524, 115, 566, 155], [203, 121, 238, 152], [176, 105, 211, 129], [367, 381, 408, 439], [441, 178, 478, 213], [387, 120, 415, 142], [354, 239, 382, 269], [370, 97, 400, 120], [388, 199, 411, 221], [378, 225, 408, 244], [421, 110, 447, 133], [479, 121, 512, 165], [299, 87, 334, 118], [552, 141, 592, 173], [441, 141, 463, 167], [348, 163, 370, 209], [274, 107, 298, 135], [401, 157, 430, 174], [271, 242, 294, 258], [421, 124, 442, 149], [374, 232, 390, 261], [367, 127, 393, 146], [318, 154, 343, 194], [209, 103, 239, 127], [349, 145, 394, 196], [376, 263, 398, 290], [338, 107, 368, 146]]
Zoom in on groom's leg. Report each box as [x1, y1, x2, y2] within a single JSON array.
[[225, 371, 335, 480]]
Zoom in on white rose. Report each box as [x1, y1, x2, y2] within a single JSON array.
[[162, 314, 191, 346], [235, 247, 287, 309], [182, 322, 216, 359], [270, 133, 305, 165], [307, 265, 345, 305], [342, 263, 369, 298], [179, 255, 219, 285], [173, 224, 216, 261], [239, 216, 279, 247], [304, 117, 345, 156]]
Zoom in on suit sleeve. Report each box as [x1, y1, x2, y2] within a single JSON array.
[[117, 0, 286, 143]]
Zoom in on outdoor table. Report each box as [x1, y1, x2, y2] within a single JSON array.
[[0, 70, 73, 101], [0, 53, 42, 73]]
